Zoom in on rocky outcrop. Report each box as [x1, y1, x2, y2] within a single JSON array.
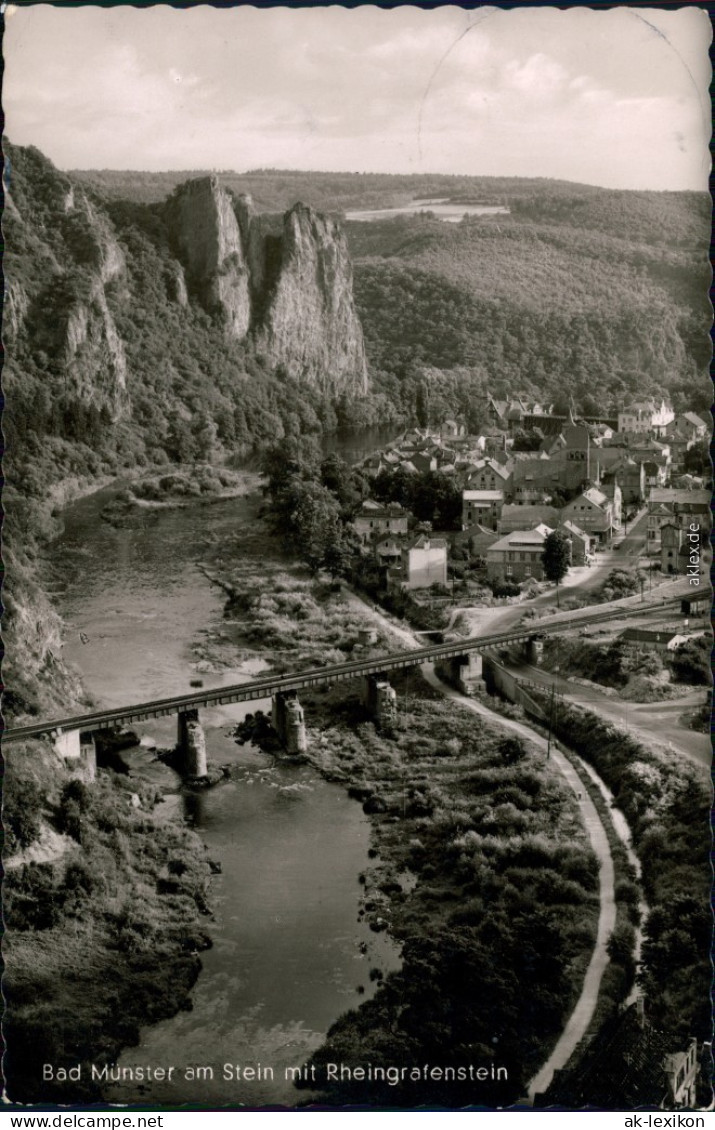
[[253, 203, 368, 397], [3, 550, 86, 720], [59, 191, 130, 421], [165, 176, 251, 339], [64, 280, 129, 421], [165, 180, 368, 395], [4, 281, 29, 342]]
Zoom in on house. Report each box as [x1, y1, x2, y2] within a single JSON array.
[[545, 423, 594, 464], [487, 397, 509, 426], [374, 536, 405, 570], [620, 627, 695, 652], [664, 413, 709, 467], [464, 458, 513, 492], [647, 502, 678, 550], [561, 487, 614, 543], [618, 399, 674, 435], [486, 524, 554, 582], [440, 419, 465, 439], [665, 411, 709, 445], [660, 522, 684, 574], [457, 523, 501, 560], [600, 457, 646, 506], [353, 500, 410, 544], [461, 489, 504, 531], [646, 488, 710, 549], [658, 518, 710, 578], [389, 534, 448, 590], [557, 520, 591, 566], [410, 450, 438, 474], [510, 457, 559, 505], [498, 504, 561, 534]]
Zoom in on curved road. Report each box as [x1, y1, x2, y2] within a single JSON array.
[[347, 590, 619, 1103], [424, 666, 616, 1104]]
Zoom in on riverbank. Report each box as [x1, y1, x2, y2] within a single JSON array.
[[100, 466, 261, 526], [199, 520, 602, 1107], [296, 676, 601, 1106], [3, 739, 213, 1104]]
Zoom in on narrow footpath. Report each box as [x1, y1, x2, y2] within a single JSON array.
[[423, 665, 616, 1104], [346, 588, 619, 1103]]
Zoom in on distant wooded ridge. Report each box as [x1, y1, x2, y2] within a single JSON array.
[[67, 164, 707, 216]]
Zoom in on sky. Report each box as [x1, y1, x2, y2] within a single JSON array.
[[3, 4, 711, 190]]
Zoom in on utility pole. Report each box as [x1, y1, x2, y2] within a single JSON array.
[[546, 682, 556, 760]]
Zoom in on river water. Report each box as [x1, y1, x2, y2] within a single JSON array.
[[49, 478, 400, 1107], [346, 201, 510, 224]]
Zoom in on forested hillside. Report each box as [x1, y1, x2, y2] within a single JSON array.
[[2, 142, 391, 719], [347, 200, 710, 420], [70, 162, 712, 421], [4, 143, 390, 552]]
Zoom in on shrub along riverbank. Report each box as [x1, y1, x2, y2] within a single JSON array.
[[529, 695, 711, 1057], [3, 741, 212, 1104], [290, 679, 600, 1106]]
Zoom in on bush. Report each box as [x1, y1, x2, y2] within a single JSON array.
[[57, 781, 90, 842], [4, 778, 45, 851], [4, 863, 62, 930], [499, 736, 528, 764], [669, 636, 710, 685], [490, 579, 521, 598]]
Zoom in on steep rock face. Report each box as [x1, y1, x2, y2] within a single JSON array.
[[164, 180, 368, 395], [3, 551, 86, 720], [166, 176, 251, 339], [4, 144, 131, 423], [253, 204, 368, 397], [4, 281, 29, 342], [59, 192, 130, 421], [63, 280, 129, 420]]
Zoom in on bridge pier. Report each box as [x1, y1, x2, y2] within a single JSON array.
[[525, 635, 545, 665], [444, 652, 483, 694], [52, 729, 97, 782], [271, 692, 308, 755], [362, 674, 398, 734], [177, 709, 208, 777]]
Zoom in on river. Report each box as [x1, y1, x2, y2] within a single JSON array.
[[346, 200, 510, 224], [49, 476, 400, 1107]]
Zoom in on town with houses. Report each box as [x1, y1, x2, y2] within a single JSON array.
[[351, 397, 711, 595]]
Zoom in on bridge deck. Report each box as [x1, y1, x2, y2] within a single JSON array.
[[3, 593, 690, 742]]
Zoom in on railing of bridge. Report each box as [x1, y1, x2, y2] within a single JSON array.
[[2, 592, 688, 743]]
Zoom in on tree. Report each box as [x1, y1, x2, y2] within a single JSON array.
[[290, 480, 343, 575], [541, 531, 571, 607], [320, 454, 366, 520], [683, 439, 710, 478]]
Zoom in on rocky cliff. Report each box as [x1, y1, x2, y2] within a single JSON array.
[[4, 145, 130, 424], [165, 178, 368, 397], [165, 176, 251, 340], [4, 142, 371, 722], [252, 203, 368, 398], [4, 141, 368, 455]]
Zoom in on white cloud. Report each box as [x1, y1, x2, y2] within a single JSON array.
[[2, 4, 710, 188]]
